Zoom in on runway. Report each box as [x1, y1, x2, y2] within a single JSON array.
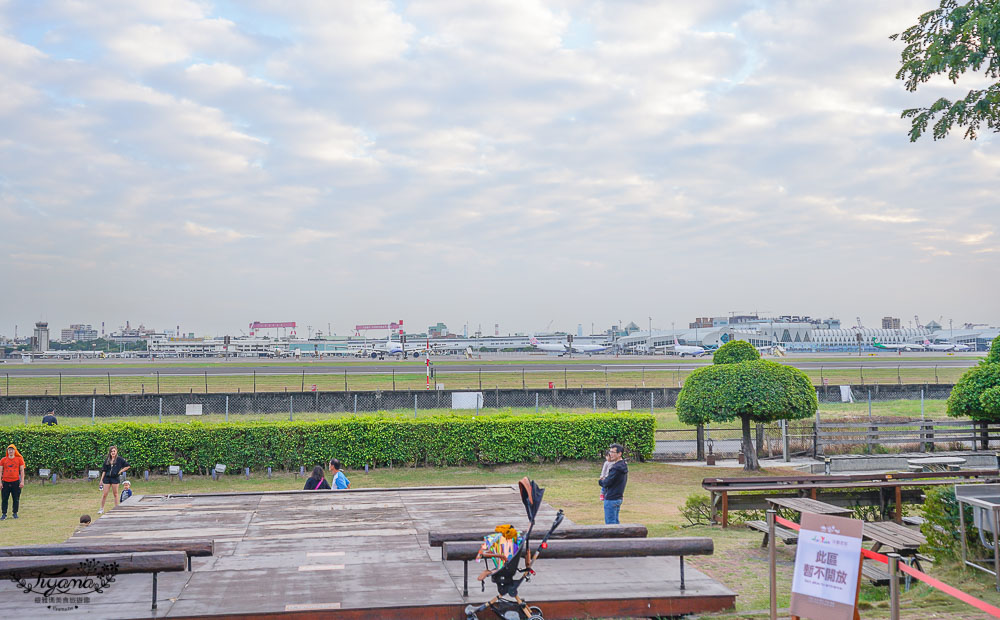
[[0, 353, 983, 377]]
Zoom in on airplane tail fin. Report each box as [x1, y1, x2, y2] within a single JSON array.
[[530, 336, 539, 346], [673, 335, 680, 346]]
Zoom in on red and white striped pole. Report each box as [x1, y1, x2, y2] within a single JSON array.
[[426, 339, 431, 390]]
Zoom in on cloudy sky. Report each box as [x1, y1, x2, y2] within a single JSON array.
[[0, 0, 997, 338]]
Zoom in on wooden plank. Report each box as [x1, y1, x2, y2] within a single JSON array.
[[704, 478, 991, 493], [442, 537, 713, 561], [428, 524, 648, 547], [16, 486, 737, 619], [703, 469, 997, 489], [0, 540, 214, 558], [0, 551, 187, 578], [766, 497, 853, 516]]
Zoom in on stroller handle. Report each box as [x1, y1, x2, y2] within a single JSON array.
[[529, 510, 565, 565]]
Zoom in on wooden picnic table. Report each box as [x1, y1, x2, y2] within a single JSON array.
[[707, 475, 994, 527], [863, 520, 929, 571], [765, 497, 854, 518]]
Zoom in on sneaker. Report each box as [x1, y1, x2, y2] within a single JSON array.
[[0, 515, 5, 521], [11, 514, 16, 519], [98, 509, 103, 515]]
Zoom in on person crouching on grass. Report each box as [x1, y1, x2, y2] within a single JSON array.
[[98, 445, 130, 514], [1, 444, 25, 520], [119, 480, 133, 503]]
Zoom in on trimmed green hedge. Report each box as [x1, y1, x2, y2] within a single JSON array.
[[0, 413, 654, 476]]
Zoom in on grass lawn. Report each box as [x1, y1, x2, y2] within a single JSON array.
[[0, 366, 971, 396], [2, 461, 998, 618]]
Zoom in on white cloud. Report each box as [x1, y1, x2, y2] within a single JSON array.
[[0, 0, 997, 334], [183, 221, 250, 242]]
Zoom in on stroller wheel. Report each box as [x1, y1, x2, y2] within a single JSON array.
[[527, 606, 544, 620]]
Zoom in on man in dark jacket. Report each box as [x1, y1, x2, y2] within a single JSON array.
[[41, 409, 57, 426], [599, 443, 628, 524]]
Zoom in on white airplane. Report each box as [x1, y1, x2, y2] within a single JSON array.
[[756, 344, 786, 357], [528, 336, 612, 355], [369, 336, 425, 359], [654, 336, 710, 357], [922, 338, 972, 352], [871, 337, 925, 352]]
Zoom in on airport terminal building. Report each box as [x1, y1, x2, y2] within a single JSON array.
[[138, 325, 996, 358]]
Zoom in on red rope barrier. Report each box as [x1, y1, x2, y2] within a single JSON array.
[[770, 515, 1000, 616], [897, 561, 1000, 617]]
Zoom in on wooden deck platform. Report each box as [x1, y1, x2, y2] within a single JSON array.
[[0, 485, 735, 619]]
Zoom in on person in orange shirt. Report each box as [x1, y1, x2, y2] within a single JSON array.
[[1, 444, 25, 520]]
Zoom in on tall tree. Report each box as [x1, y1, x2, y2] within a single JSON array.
[[948, 334, 1000, 419], [892, 0, 1000, 140], [677, 360, 816, 470]]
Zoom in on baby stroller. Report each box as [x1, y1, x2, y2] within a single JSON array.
[[464, 477, 565, 620]]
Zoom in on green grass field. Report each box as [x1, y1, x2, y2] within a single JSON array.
[[0, 365, 971, 396], [1, 462, 995, 618]]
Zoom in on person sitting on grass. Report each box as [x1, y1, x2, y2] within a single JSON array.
[[304, 466, 331, 490], [329, 459, 351, 490], [119, 480, 132, 503]]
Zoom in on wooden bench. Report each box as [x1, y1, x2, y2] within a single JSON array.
[[861, 560, 891, 586], [442, 538, 713, 597], [0, 540, 215, 571], [0, 551, 187, 610], [746, 520, 798, 547], [428, 524, 647, 547]]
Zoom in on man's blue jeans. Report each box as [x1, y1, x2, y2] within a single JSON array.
[[604, 498, 622, 524]]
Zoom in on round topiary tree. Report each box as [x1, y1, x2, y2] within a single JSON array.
[[712, 340, 761, 365], [677, 359, 817, 470], [947, 363, 1000, 420]]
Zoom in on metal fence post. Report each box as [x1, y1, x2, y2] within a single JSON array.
[[535, 393, 538, 414], [414, 394, 417, 418], [650, 391, 654, 415], [289, 395, 293, 421], [24, 400, 28, 425], [91, 398, 96, 425], [354, 394, 357, 415], [225, 395, 229, 423], [593, 393, 596, 413], [767, 509, 777, 620], [867, 389, 873, 454], [888, 552, 900, 620], [158, 397, 162, 423], [920, 388, 924, 421], [782, 419, 789, 462]]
